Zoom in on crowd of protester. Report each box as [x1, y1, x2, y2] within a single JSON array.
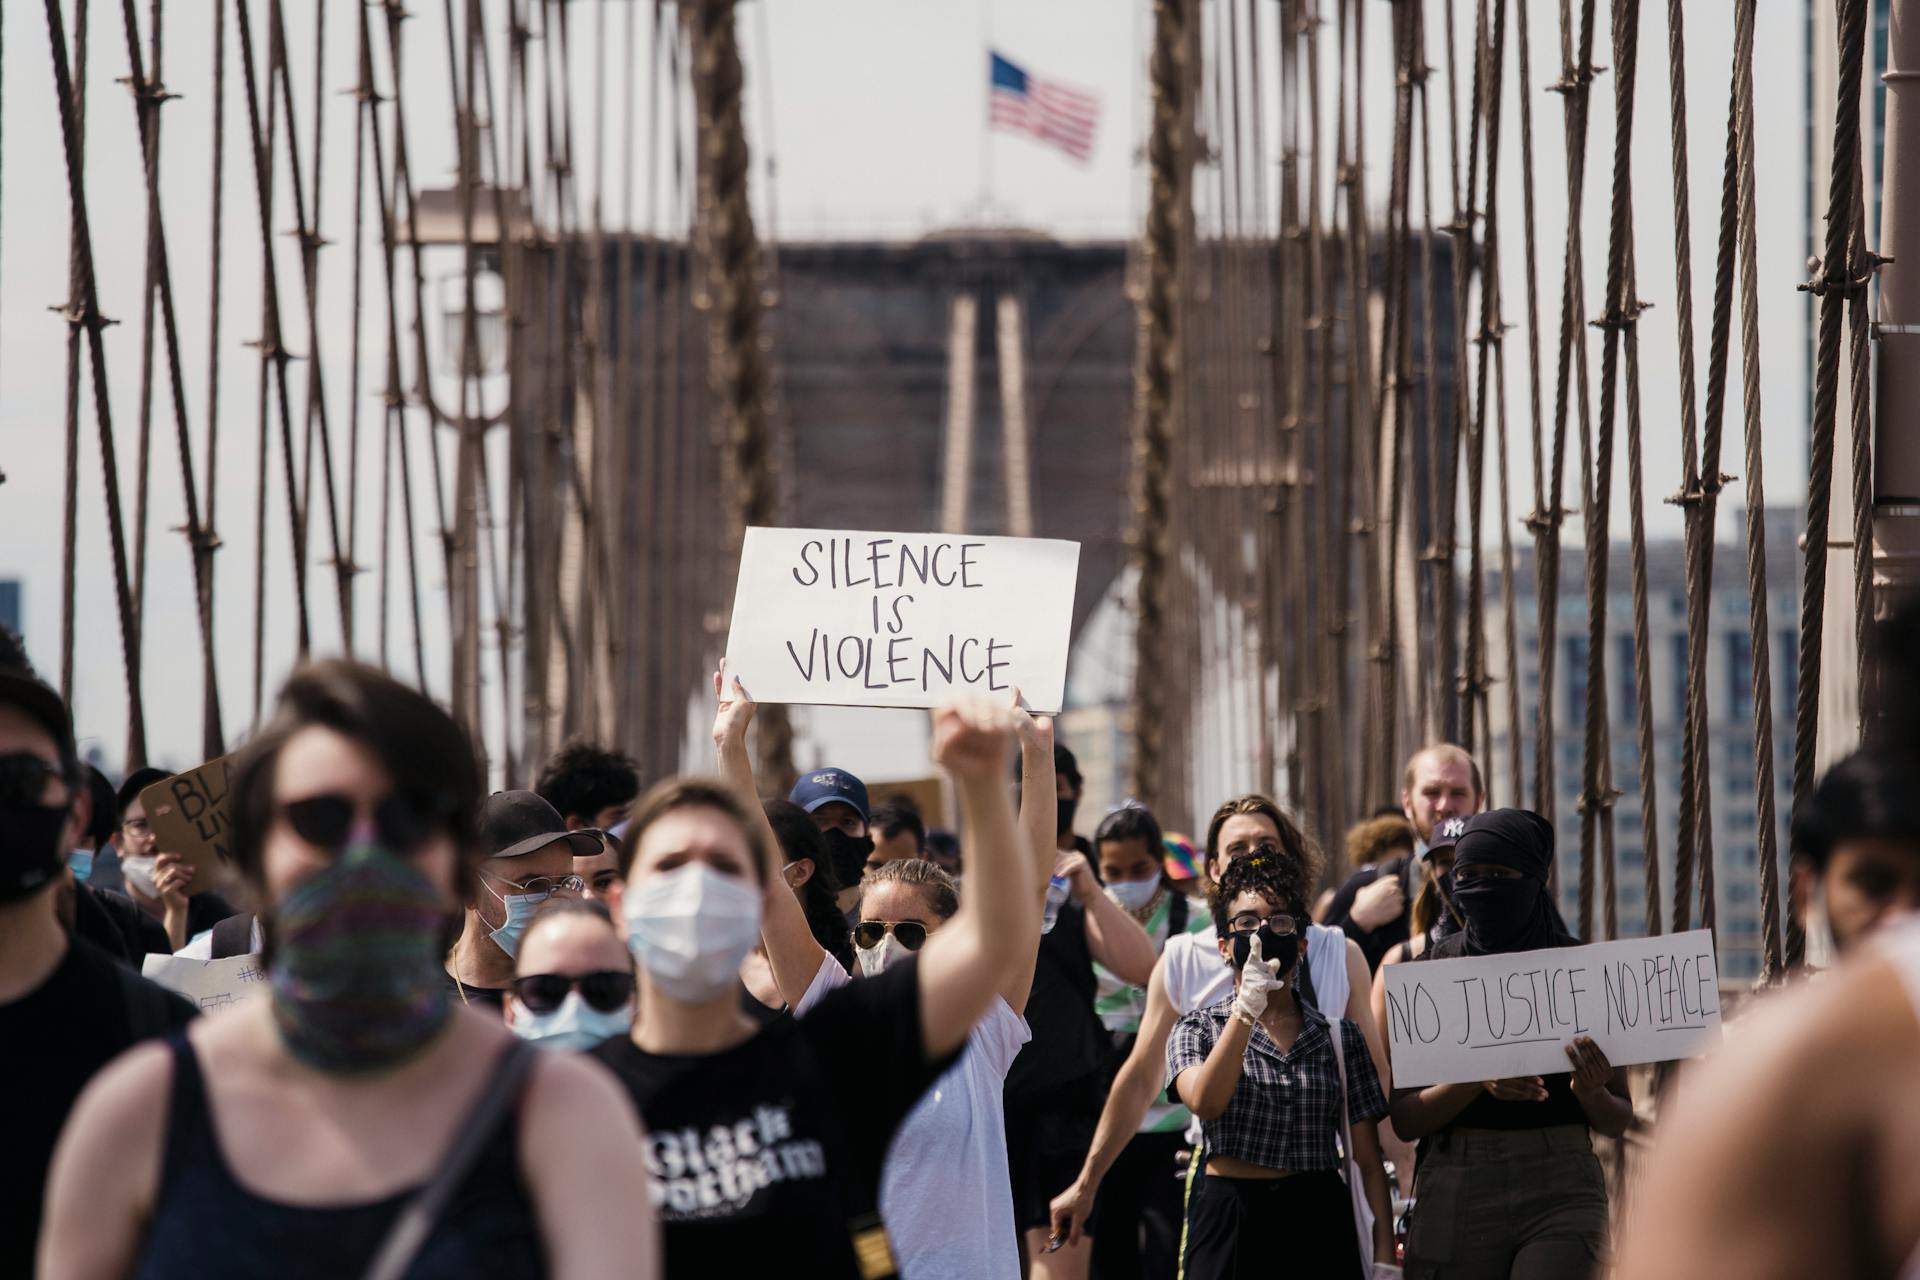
[[7, 606, 1920, 1279]]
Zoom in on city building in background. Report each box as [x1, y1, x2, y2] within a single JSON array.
[[1485, 508, 1802, 982]]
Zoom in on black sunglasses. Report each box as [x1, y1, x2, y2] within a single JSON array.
[[279, 792, 445, 854], [852, 920, 929, 952], [511, 970, 636, 1015]]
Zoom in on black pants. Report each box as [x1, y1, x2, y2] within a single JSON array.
[[1181, 1169, 1360, 1279], [1089, 1130, 1186, 1280]]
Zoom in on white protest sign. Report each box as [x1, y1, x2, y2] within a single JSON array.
[[142, 952, 271, 1016], [1382, 929, 1721, 1088], [722, 527, 1082, 713]]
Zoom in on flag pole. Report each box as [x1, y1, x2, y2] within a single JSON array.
[[980, 0, 995, 222]]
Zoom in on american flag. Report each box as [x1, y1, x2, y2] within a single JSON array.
[[989, 52, 1100, 165]]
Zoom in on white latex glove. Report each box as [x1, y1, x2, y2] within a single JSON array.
[[1370, 1264, 1405, 1280], [1232, 931, 1285, 1024]]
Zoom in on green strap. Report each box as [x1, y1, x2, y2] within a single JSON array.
[[1175, 1138, 1205, 1280]]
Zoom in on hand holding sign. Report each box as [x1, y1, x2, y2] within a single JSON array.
[[138, 755, 235, 890], [1564, 1036, 1615, 1098]]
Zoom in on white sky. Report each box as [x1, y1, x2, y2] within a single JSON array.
[[0, 0, 1814, 779]]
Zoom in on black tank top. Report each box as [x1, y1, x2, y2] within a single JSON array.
[[133, 1036, 548, 1280]]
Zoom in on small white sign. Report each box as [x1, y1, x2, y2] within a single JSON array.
[[1382, 929, 1722, 1088], [142, 952, 270, 1016], [722, 527, 1082, 713]]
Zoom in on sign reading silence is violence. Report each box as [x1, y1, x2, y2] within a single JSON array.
[[722, 528, 1082, 712], [1382, 929, 1723, 1088]]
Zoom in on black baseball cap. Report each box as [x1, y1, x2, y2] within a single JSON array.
[[478, 790, 605, 860], [1424, 815, 1469, 859]]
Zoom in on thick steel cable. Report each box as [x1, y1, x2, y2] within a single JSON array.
[[1461, 0, 1498, 781], [236, 0, 316, 677], [129, 0, 164, 654], [346, 0, 374, 659], [44, 0, 150, 766], [200, 0, 228, 755], [1131, 0, 1190, 810], [57, 0, 90, 705], [1844, 145, 1875, 742], [117, 0, 225, 758], [1413, 0, 1445, 745], [1550, 0, 1599, 929], [1795, 0, 1872, 826], [1514, 0, 1555, 826], [1730, 0, 1783, 979]]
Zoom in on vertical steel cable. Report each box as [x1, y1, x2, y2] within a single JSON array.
[[1730, 0, 1782, 978], [44, 0, 150, 766], [129, 0, 164, 656], [1795, 0, 1872, 826], [1132, 0, 1190, 810], [202, 0, 229, 758], [117, 0, 225, 758], [57, 0, 90, 705], [346, 0, 373, 659]]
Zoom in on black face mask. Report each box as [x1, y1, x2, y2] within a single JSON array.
[[1229, 923, 1300, 974], [1452, 875, 1545, 952], [0, 753, 72, 904], [820, 829, 874, 888], [1056, 796, 1079, 839]]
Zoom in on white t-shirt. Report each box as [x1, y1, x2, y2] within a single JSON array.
[[797, 955, 1030, 1280]]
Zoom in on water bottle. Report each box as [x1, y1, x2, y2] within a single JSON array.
[[1041, 874, 1073, 935]]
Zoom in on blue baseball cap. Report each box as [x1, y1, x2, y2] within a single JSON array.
[[789, 767, 870, 824]]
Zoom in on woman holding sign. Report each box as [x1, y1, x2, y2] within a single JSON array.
[[1165, 852, 1397, 1276], [1386, 809, 1632, 1280]]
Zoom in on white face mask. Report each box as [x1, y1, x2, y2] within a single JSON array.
[[121, 852, 159, 899], [509, 990, 634, 1052], [1104, 877, 1162, 913], [622, 862, 762, 1003], [855, 931, 912, 977]]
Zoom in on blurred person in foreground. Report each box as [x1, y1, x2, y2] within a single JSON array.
[[1616, 744, 1920, 1280], [40, 660, 653, 1278], [0, 627, 195, 1278]]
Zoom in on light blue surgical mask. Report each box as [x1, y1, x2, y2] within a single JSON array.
[[68, 848, 95, 884], [483, 881, 550, 960], [509, 990, 632, 1052]]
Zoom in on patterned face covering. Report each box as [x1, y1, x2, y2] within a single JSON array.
[[269, 843, 453, 1074]]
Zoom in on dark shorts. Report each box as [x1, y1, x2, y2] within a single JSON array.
[[1404, 1125, 1609, 1280], [1003, 1074, 1104, 1233]]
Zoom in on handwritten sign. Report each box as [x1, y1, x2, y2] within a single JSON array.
[[1382, 930, 1721, 1088], [722, 527, 1082, 713], [140, 754, 235, 886], [141, 952, 269, 1015]]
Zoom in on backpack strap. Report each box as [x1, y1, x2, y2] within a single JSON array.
[[362, 1041, 537, 1280], [1168, 889, 1190, 937]]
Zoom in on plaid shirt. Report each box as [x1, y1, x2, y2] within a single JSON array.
[[1165, 996, 1389, 1172]]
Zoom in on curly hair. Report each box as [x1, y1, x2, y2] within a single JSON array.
[[1344, 814, 1416, 870], [535, 741, 641, 826], [1210, 848, 1312, 937]]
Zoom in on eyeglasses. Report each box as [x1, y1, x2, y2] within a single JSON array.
[[120, 816, 153, 837], [279, 792, 446, 854], [486, 872, 587, 898], [852, 920, 929, 952], [1228, 911, 1298, 936], [511, 970, 635, 1015]]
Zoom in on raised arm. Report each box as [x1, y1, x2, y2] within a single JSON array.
[[1049, 955, 1182, 1245], [1005, 695, 1058, 1015], [711, 670, 833, 1004], [1068, 850, 1158, 985], [914, 699, 1029, 1058]]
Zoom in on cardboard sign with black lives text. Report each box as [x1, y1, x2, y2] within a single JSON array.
[[1381, 929, 1722, 1088], [139, 754, 235, 886], [722, 528, 1081, 713]]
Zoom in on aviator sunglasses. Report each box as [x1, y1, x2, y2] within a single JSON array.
[[852, 920, 930, 952], [511, 971, 636, 1015], [279, 792, 447, 854]]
